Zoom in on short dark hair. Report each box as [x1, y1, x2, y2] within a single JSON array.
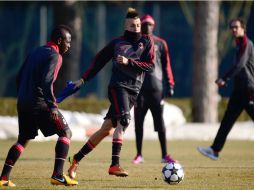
[[125, 7, 139, 19], [51, 25, 72, 42], [229, 18, 246, 30]]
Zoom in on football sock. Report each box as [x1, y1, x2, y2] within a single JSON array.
[[111, 138, 123, 166], [74, 140, 95, 162], [0, 143, 24, 180], [158, 131, 167, 158], [53, 137, 70, 177], [135, 128, 143, 156]]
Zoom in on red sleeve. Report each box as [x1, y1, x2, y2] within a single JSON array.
[[128, 35, 155, 72], [161, 38, 175, 87]]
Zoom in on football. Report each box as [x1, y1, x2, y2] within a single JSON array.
[[162, 162, 184, 185]]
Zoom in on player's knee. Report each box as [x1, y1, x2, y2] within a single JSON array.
[[100, 127, 111, 137], [120, 116, 130, 127], [120, 114, 130, 131], [103, 130, 111, 137], [100, 120, 113, 137], [64, 128, 72, 139]]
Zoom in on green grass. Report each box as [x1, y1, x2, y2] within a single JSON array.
[[0, 140, 254, 189]]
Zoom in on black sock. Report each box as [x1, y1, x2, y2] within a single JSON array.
[[0, 143, 24, 180], [53, 137, 70, 177], [74, 140, 95, 162], [158, 131, 167, 158], [111, 138, 123, 166]]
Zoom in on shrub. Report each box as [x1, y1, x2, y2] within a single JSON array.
[[0, 97, 251, 122]]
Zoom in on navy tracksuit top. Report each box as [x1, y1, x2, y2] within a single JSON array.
[[16, 41, 62, 112]]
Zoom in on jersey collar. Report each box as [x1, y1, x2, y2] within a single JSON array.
[[46, 41, 59, 53]]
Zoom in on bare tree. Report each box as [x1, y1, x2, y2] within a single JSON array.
[[192, 1, 220, 123], [52, 1, 83, 93]]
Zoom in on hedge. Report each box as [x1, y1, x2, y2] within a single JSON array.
[[0, 97, 250, 122]]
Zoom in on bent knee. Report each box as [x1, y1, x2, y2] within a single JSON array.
[[66, 128, 72, 139], [103, 130, 111, 137], [58, 128, 72, 139], [100, 119, 113, 136], [100, 127, 111, 137], [120, 114, 131, 131]]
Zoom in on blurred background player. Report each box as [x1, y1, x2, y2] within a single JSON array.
[[197, 18, 254, 160], [65, 8, 154, 178], [0, 25, 78, 187], [132, 14, 176, 164]]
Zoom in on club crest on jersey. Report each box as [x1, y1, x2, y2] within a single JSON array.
[[138, 42, 144, 49]]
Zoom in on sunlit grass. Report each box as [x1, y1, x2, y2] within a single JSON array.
[[0, 140, 254, 189]]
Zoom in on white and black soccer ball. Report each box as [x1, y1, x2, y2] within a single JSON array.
[[162, 162, 184, 185]]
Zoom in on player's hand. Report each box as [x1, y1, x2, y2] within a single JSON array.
[[167, 86, 174, 97], [215, 78, 226, 87], [73, 78, 85, 89], [50, 110, 58, 121], [117, 55, 128, 65]]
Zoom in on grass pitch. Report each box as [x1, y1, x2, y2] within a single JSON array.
[[0, 139, 254, 189]]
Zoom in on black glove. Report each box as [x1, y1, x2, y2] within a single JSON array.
[[167, 86, 174, 97]]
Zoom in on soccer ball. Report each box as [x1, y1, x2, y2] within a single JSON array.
[[162, 162, 184, 185]]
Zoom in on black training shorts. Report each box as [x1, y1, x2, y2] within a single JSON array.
[[105, 86, 138, 127], [18, 110, 69, 139]]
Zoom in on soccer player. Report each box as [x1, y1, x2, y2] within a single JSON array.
[[66, 8, 154, 178], [197, 18, 254, 160], [132, 15, 176, 164], [0, 25, 78, 187]]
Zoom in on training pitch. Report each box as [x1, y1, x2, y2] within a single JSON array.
[[0, 139, 254, 189]]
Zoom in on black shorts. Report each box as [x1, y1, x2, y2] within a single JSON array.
[[105, 86, 138, 127], [18, 110, 69, 139]]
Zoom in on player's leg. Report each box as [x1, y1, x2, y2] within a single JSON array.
[[71, 87, 120, 167], [68, 87, 115, 179], [211, 93, 243, 152], [68, 118, 113, 178], [108, 87, 136, 176], [0, 137, 29, 187], [150, 91, 176, 163], [245, 90, 254, 121], [53, 112, 77, 185], [38, 110, 77, 185], [73, 119, 112, 162], [133, 92, 147, 164], [0, 111, 35, 187], [108, 121, 129, 176], [108, 88, 128, 176], [198, 92, 243, 160]]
